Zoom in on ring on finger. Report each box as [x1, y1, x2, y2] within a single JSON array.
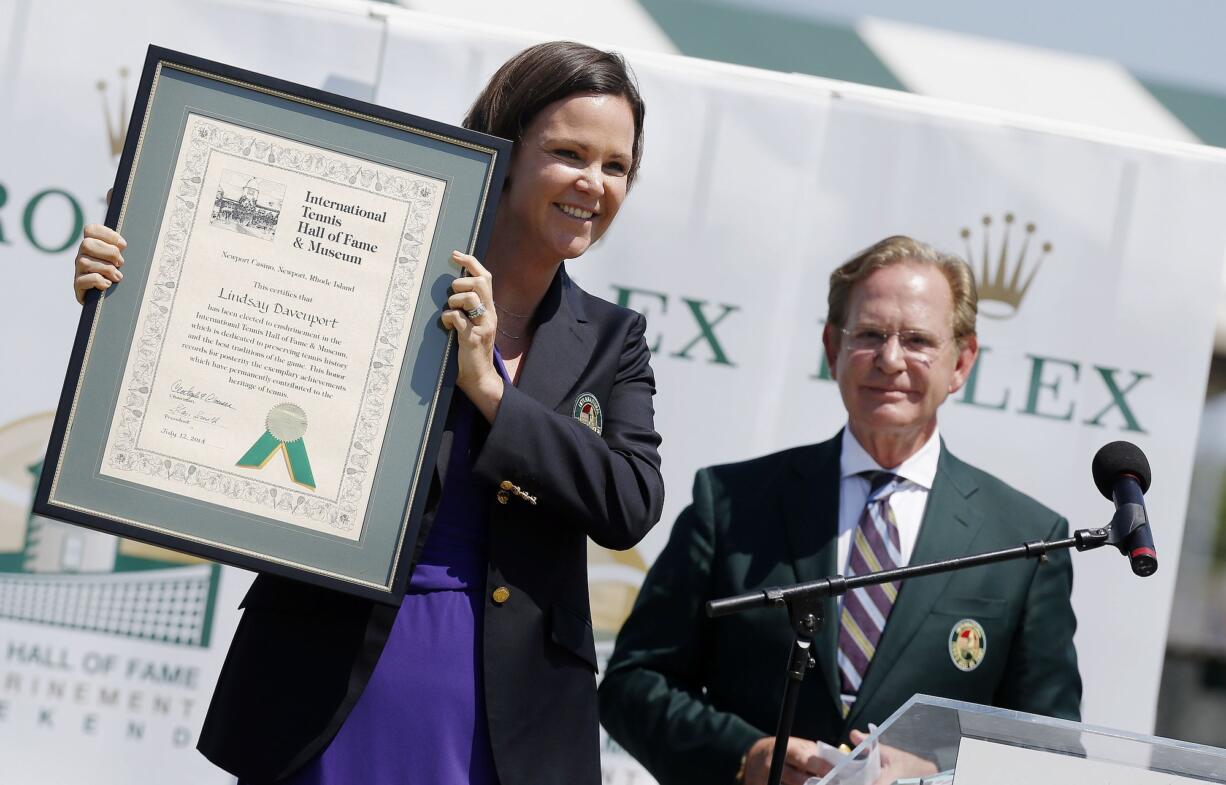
[[466, 303, 487, 320]]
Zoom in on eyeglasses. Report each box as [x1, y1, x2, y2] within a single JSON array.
[[838, 327, 954, 363]]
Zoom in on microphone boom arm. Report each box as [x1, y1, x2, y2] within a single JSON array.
[[707, 525, 1112, 618]]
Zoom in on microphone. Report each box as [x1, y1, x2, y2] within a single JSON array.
[[1091, 441, 1156, 577]]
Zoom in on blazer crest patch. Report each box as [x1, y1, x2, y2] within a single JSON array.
[[949, 618, 987, 672], [572, 392, 603, 435]]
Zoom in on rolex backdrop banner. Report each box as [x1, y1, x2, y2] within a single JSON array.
[[1, 1, 386, 783], [3, 2, 1225, 784]]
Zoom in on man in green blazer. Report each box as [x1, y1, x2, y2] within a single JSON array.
[[598, 236, 1081, 785]]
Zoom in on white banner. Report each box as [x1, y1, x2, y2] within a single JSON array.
[[1, 1, 384, 783], [377, 16, 1225, 782], [3, 2, 1224, 783]]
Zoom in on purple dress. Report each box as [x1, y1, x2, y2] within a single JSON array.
[[259, 356, 509, 785]]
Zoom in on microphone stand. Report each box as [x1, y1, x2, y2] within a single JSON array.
[[706, 525, 1116, 785]]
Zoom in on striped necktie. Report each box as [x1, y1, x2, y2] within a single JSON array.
[[837, 470, 903, 716]]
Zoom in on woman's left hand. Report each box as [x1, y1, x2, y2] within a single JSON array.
[[441, 251, 504, 421]]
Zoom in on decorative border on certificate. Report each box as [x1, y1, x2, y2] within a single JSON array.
[[37, 45, 512, 601], [100, 113, 446, 540]]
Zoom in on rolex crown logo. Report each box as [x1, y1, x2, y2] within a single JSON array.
[[96, 67, 131, 158], [960, 213, 1052, 319]]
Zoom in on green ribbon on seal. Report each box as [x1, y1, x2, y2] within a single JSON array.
[[236, 402, 316, 489]]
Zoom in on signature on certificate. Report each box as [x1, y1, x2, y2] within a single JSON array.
[[170, 379, 236, 409], [164, 402, 224, 427]]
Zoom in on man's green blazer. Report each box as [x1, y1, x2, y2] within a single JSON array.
[[598, 431, 1081, 785]]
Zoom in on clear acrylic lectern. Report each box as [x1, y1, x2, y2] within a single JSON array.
[[817, 695, 1226, 784]]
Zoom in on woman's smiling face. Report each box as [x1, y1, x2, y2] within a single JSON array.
[[501, 92, 636, 262]]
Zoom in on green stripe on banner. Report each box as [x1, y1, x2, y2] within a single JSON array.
[[639, 0, 905, 90], [1140, 78, 1226, 149]]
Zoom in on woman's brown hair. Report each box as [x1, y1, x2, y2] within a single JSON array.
[[464, 41, 646, 184]]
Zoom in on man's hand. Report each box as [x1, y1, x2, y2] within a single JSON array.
[[848, 729, 939, 785], [741, 736, 833, 785]]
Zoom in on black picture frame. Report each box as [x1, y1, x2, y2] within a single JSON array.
[[34, 45, 511, 603]]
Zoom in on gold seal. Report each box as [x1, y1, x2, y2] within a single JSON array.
[[266, 403, 308, 443]]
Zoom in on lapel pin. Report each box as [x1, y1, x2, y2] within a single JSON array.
[[948, 618, 986, 672], [572, 392, 603, 435]]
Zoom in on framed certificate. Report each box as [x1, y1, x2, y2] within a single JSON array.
[[34, 46, 511, 602]]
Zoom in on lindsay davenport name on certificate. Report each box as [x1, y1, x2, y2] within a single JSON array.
[[100, 113, 446, 541]]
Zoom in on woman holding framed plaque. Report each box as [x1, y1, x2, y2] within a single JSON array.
[[73, 41, 663, 785]]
